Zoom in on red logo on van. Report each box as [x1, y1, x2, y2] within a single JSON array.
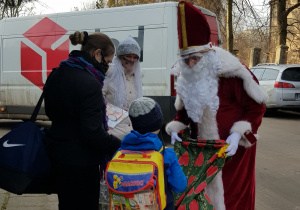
[[21, 17, 69, 89]]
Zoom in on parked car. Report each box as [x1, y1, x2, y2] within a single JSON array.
[[250, 63, 300, 111]]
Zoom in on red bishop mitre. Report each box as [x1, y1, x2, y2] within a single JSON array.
[[177, 1, 213, 55]]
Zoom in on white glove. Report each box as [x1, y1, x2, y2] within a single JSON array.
[[171, 131, 182, 145], [225, 132, 241, 156]]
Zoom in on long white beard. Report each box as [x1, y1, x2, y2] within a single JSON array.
[[176, 51, 221, 123]]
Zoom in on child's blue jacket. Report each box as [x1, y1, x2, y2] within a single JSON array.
[[121, 130, 187, 199]]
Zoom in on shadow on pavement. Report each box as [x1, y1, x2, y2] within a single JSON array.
[[0, 120, 22, 128], [264, 109, 300, 120], [0, 120, 51, 129]]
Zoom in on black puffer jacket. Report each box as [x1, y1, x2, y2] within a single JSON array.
[[44, 50, 121, 166]]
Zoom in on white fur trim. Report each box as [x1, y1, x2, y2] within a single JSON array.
[[197, 107, 220, 139], [214, 47, 268, 104], [165, 121, 187, 135], [230, 121, 255, 148], [230, 121, 252, 134], [206, 171, 225, 210], [174, 94, 184, 111]]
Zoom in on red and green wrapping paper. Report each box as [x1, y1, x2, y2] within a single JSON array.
[[173, 129, 230, 210]]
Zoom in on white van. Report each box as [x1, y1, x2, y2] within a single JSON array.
[[0, 2, 222, 122]]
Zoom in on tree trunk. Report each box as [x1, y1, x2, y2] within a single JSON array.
[[227, 0, 233, 53], [277, 0, 287, 45]]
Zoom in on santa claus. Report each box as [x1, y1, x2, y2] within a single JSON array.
[[166, 1, 267, 210]]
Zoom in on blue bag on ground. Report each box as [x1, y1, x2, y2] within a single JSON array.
[[0, 121, 51, 194]]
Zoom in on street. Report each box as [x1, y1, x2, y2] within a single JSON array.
[[0, 110, 300, 209], [255, 110, 300, 210]]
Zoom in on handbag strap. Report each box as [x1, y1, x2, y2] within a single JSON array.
[[29, 67, 58, 122], [29, 91, 45, 122]]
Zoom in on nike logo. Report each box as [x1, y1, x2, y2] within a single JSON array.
[[3, 140, 25, 148]]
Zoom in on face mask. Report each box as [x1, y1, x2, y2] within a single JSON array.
[[99, 51, 109, 73]]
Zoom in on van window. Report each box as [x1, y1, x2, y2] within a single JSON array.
[[261, 69, 279, 80], [251, 68, 265, 80], [281, 68, 300, 81]]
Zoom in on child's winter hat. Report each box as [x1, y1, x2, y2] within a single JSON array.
[[129, 97, 163, 134]]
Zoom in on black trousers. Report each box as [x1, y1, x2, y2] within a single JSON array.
[[164, 202, 175, 210], [52, 162, 100, 210]]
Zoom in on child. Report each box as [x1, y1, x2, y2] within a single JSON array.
[[121, 97, 187, 210]]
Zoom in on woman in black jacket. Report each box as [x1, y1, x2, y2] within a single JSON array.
[[44, 31, 121, 210]]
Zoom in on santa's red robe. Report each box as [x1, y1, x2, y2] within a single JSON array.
[[166, 47, 267, 210]]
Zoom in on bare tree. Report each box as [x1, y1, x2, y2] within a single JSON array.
[[276, 0, 300, 45], [268, 0, 300, 63], [223, 1, 267, 64], [96, 0, 106, 9], [196, 0, 269, 63], [227, 0, 233, 53], [0, 0, 37, 18]]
